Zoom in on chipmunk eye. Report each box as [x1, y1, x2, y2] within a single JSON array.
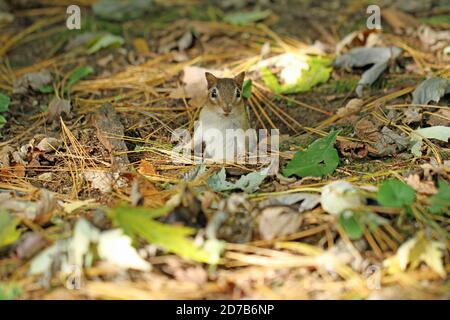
[[235, 88, 241, 98], [210, 88, 218, 99]]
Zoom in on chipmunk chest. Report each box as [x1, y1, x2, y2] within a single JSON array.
[[201, 111, 243, 133]]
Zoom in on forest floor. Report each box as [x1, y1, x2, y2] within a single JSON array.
[[0, 0, 449, 299]]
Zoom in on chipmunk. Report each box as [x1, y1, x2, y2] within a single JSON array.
[[192, 71, 255, 162]]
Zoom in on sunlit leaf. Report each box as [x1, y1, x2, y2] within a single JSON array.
[[261, 56, 332, 94], [0, 282, 22, 300], [87, 34, 124, 54], [110, 205, 221, 264], [383, 232, 446, 278], [0, 211, 21, 248]]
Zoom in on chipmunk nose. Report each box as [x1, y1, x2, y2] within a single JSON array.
[[223, 105, 232, 115]]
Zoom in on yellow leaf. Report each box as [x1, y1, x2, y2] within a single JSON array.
[[383, 232, 446, 278]]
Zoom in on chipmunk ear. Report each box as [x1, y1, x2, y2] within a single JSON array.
[[205, 72, 217, 89], [234, 71, 245, 88]]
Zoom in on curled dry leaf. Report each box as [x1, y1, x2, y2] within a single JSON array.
[[34, 189, 57, 225], [13, 69, 52, 94], [0, 189, 56, 224], [411, 77, 450, 105], [427, 108, 450, 127], [336, 98, 363, 121], [84, 171, 127, 193], [36, 137, 61, 152], [418, 25, 450, 52], [162, 257, 207, 285], [373, 126, 409, 156], [354, 117, 380, 142], [405, 174, 438, 195], [259, 192, 320, 213], [170, 66, 224, 102], [403, 107, 422, 124], [164, 185, 206, 229], [258, 205, 303, 240], [338, 140, 368, 159], [158, 29, 194, 54], [208, 194, 255, 243], [410, 126, 450, 157], [48, 97, 71, 122], [16, 232, 48, 259], [138, 159, 157, 176], [333, 46, 402, 97], [335, 28, 382, 54], [92, 103, 129, 170]]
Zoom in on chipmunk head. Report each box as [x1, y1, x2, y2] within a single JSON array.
[[205, 71, 245, 117]]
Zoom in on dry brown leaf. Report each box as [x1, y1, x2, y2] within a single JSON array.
[[16, 232, 48, 259], [170, 66, 224, 101], [36, 137, 61, 152], [92, 104, 129, 170], [418, 25, 450, 51], [336, 98, 363, 120], [354, 118, 380, 142], [13, 69, 52, 94], [405, 174, 438, 195], [133, 38, 150, 55], [427, 108, 450, 126], [338, 140, 368, 159], [48, 97, 71, 122], [138, 159, 157, 176], [403, 107, 422, 124], [258, 206, 302, 240]]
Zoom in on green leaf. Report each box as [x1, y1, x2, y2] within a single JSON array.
[[242, 79, 252, 98], [339, 211, 364, 240], [223, 9, 272, 25], [87, 34, 124, 55], [0, 282, 22, 300], [66, 66, 94, 89], [283, 130, 341, 178], [0, 115, 6, 129], [208, 166, 269, 193], [339, 210, 386, 240], [0, 211, 21, 248], [93, 0, 153, 21], [430, 179, 450, 214], [110, 205, 221, 264], [38, 85, 53, 94], [261, 56, 332, 94], [377, 179, 416, 208], [0, 93, 10, 113]]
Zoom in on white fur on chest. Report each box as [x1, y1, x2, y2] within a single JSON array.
[[194, 107, 249, 161]]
